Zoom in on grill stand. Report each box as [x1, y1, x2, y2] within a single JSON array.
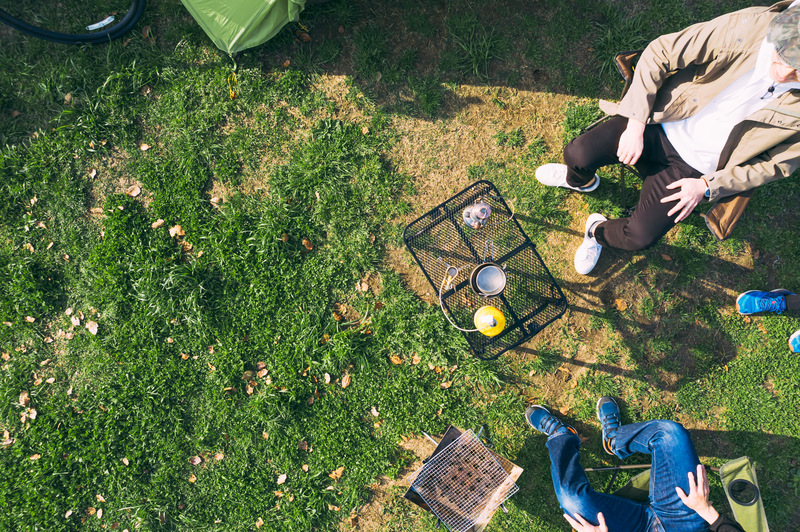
[[403, 425, 523, 532]]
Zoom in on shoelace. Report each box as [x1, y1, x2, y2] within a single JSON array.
[[601, 413, 619, 436], [757, 295, 786, 314], [539, 415, 565, 435]]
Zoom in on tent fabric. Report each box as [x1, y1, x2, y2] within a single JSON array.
[[181, 0, 306, 55]]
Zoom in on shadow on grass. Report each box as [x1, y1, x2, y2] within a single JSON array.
[[507, 210, 751, 392]]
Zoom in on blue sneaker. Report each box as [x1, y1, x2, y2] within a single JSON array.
[[525, 405, 577, 439], [596, 397, 621, 456], [790, 330, 800, 354], [736, 289, 793, 315]]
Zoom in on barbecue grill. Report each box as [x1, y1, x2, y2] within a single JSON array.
[[403, 426, 523, 532]]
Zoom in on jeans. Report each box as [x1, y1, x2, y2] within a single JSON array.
[[547, 420, 709, 532], [562, 115, 702, 251]]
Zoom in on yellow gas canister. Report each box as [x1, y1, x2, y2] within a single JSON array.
[[473, 306, 505, 337]]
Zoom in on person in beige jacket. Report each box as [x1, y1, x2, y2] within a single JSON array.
[[535, 1, 800, 275]]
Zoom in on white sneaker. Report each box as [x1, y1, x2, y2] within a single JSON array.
[[574, 213, 607, 275], [535, 163, 600, 192]]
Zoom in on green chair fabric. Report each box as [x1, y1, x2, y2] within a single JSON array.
[[612, 468, 651, 503], [719, 457, 770, 532], [181, 0, 306, 55]]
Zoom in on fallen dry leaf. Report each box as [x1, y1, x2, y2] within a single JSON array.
[[371, 406, 379, 417], [122, 458, 129, 466], [90, 207, 104, 214], [65, 510, 72, 518], [411, 354, 421, 365], [86, 321, 99, 335], [302, 464, 309, 472], [24, 243, 34, 253], [341, 374, 351, 388], [97, 509, 103, 519], [298, 440, 308, 451], [329, 466, 345, 482], [302, 237, 313, 250], [277, 474, 287, 485], [361, 126, 369, 135], [262, 431, 269, 440], [30, 454, 41, 460], [207, 363, 216, 372], [307, 395, 315, 405], [614, 299, 628, 312], [214, 452, 224, 461], [660, 253, 672, 261], [151, 219, 165, 229], [440, 381, 452, 389], [25, 316, 36, 323], [257, 368, 268, 378], [96, 494, 106, 503], [282, 59, 291, 67], [188, 473, 197, 483], [46, 377, 55, 384], [324, 373, 331, 384], [389, 355, 403, 365], [274, 490, 284, 497], [140, 143, 151, 151], [210, 197, 221, 206], [126, 185, 141, 197], [19, 391, 30, 406], [256, 517, 264, 529], [189, 456, 202, 465], [10, 110, 20, 118], [169, 225, 185, 238]]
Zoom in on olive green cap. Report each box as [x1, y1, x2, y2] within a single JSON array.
[[768, 6, 800, 71]]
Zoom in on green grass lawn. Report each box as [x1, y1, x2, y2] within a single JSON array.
[[1, 0, 799, 530]]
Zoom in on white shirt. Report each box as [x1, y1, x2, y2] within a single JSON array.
[[662, 38, 800, 175]]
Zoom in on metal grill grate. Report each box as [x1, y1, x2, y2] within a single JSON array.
[[408, 430, 519, 532], [403, 180, 567, 359]]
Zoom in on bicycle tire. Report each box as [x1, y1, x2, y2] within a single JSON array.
[[0, 0, 146, 44]]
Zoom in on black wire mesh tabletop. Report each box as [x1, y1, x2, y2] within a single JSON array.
[[403, 180, 567, 360]]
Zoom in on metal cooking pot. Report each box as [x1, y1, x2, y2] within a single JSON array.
[[470, 262, 506, 298]]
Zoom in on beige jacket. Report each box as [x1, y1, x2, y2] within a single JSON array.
[[601, 0, 800, 203]]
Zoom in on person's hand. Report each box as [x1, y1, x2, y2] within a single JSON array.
[[617, 118, 646, 165], [660, 178, 708, 222], [563, 512, 608, 532], [676, 464, 720, 524]]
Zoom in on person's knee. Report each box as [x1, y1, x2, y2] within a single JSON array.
[[563, 136, 593, 170], [655, 420, 691, 445], [621, 222, 661, 251], [558, 486, 599, 523]]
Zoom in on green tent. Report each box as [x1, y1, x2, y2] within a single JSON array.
[[181, 0, 306, 55]]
